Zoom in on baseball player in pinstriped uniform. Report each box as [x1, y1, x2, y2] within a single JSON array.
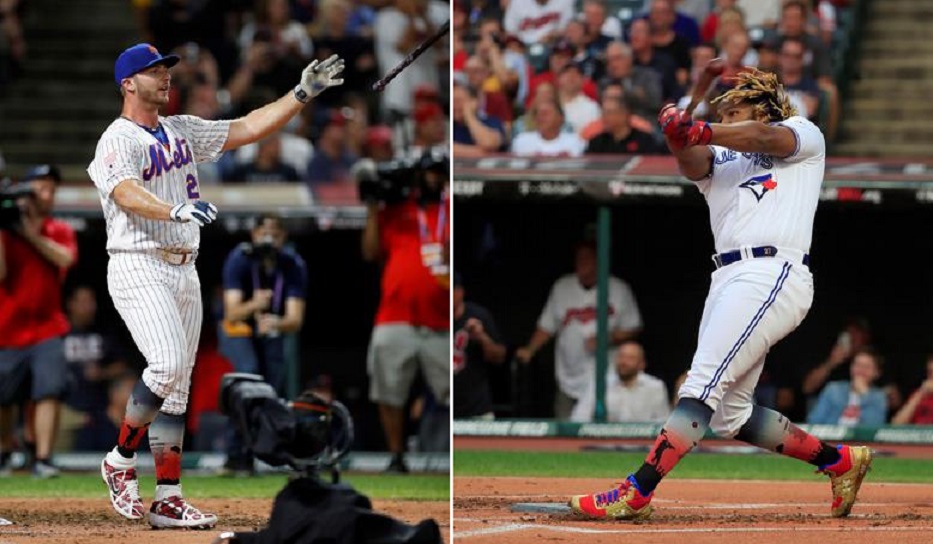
[[87, 43, 344, 529], [569, 69, 872, 521]]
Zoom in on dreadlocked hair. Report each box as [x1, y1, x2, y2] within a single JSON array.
[[710, 68, 797, 122]]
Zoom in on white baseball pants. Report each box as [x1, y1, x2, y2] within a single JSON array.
[[678, 257, 813, 437], [107, 252, 202, 415]]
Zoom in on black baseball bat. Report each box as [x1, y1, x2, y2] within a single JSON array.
[[372, 19, 450, 92]]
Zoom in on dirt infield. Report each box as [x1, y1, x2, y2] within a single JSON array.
[[454, 476, 933, 544], [0, 498, 449, 543], [454, 436, 933, 458]]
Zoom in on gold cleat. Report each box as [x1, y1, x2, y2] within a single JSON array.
[[820, 445, 873, 518], [568, 476, 654, 520]]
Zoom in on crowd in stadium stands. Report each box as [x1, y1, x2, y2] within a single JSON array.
[[127, 0, 449, 188], [0, 0, 24, 87], [453, 0, 852, 156]]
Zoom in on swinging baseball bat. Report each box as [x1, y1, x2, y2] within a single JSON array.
[[372, 19, 451, 92], [685, 57, 726, 116]]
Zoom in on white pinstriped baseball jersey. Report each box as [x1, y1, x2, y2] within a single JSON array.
[[87, 116, 230, 252], [87, 114, 229, 416]]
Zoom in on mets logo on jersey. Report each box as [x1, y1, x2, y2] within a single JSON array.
[[739, 173, 778, 202], [142, 140, 193, 181]]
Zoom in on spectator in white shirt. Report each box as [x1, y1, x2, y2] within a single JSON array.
[[516, 241, 643, 419], [737, 0, 781, 29], [511, 97, 586, 157], [572, 341, 671, 423], [503, 0, 575, 46], [558, 62, 601, 134]]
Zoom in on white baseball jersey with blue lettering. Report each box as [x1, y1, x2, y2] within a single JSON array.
[[88, 116, 229, 252], [678, 116, 825, 437], [87, 115, 230, 415]]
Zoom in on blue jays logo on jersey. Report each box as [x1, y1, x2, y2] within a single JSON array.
[[739, 173, 778, 202]]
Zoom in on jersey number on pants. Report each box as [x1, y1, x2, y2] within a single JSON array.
[[185, 174, 200, 199]]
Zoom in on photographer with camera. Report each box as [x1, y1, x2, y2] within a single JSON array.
[[0, 164, 77, 478], [359, 149, 449, 473], [219, 213, 307, 475]]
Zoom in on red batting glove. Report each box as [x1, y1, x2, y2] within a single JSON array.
[[658, 104, 679, 128], [658, 104, 689, 151], [686, 120, 713, 147]]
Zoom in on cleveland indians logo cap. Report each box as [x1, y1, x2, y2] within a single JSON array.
[[114, 43, 180, 86]]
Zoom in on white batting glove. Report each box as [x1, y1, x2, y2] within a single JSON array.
[[170, 200, 218, 227], [294, 54, 345, 103]]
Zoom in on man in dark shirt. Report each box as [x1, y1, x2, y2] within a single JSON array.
[[219, 214, 307, 473], [586, 96, 662, 154], [452, 77, 507, 157], [225, 135, 300, 183], [628, 18, 681, 103], [63, 286, 133, 416], [306, 112, 357, 184], [777, 37, 821, 121], [453, 274, 507, 419]]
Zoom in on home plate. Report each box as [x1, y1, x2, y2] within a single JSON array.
[[511, 502, 572, 514]]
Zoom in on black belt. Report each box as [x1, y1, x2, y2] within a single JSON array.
[[713, 245, 810, 269]]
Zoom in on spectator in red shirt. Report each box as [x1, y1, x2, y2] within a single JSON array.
[[361, 151, 449, 473], [0, 164, 77, 478], [892, 355, 933, 425], [700, 0, 738, 44], [413, 102, 448, 153]]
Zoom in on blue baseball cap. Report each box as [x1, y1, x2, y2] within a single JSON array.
[[23, 164, 61, 183], [114, 43, 180, 86]]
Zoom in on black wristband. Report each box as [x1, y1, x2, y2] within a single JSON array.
[[294, 84, 309, 104]]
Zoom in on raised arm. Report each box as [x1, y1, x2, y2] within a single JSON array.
[[223, 55, 345, 151], [892, 380, 933, 424], [703, 121, 797, 158], [658, 105, 800, 181], [660, 104, 714, 180], [659, 104, 798, 161]]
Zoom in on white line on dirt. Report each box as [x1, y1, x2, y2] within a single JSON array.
[[458, 479, 930, 488], [459, 497, 898, 509], [455, 523, 933, 538]]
